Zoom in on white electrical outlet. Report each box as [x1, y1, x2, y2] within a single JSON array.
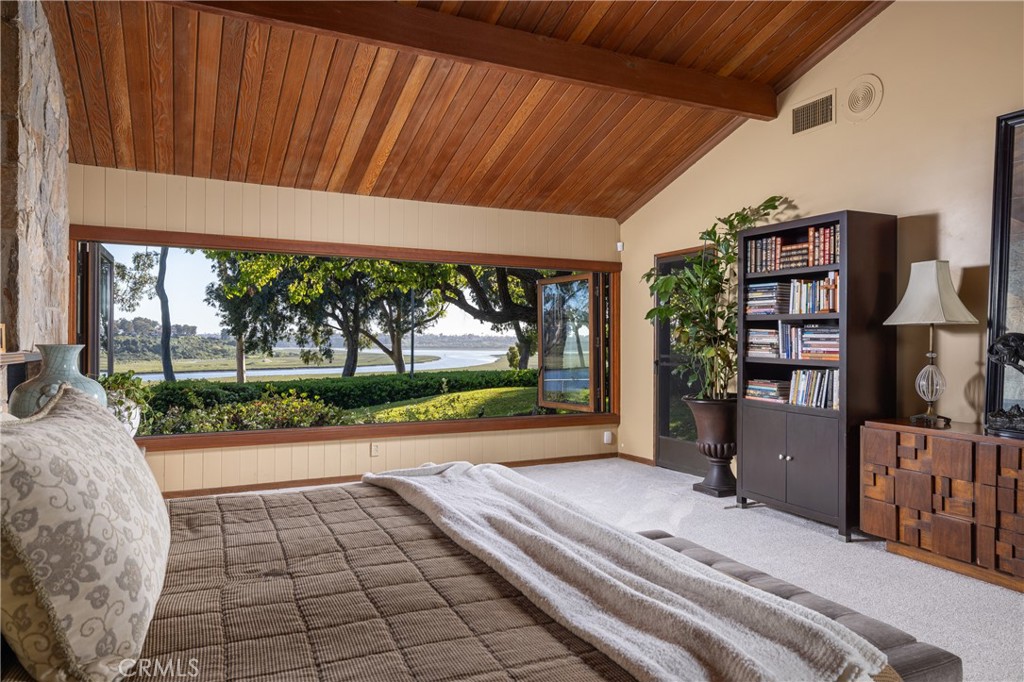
[[370, 443, 381, 458], [603, 431, 613, 445]]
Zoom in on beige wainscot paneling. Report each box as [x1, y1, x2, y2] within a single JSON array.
[[144, 427, 617, 493], [69, 165, 621, 262], [617, 1, 1024, 461]]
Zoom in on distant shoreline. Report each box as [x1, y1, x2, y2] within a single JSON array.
[[129, 348, 512, 382]]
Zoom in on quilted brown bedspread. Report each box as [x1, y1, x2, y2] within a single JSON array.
[[142, 483, 635, 681], [1, 480, 922, 681]]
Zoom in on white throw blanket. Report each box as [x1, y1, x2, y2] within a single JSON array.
[[364, 462, 886, 682]]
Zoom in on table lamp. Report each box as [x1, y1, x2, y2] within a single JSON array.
[[884, 260, 978, 427]]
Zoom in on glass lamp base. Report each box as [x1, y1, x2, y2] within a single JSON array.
[[915, 357, 946, 403], [912, 358, 950, 428]]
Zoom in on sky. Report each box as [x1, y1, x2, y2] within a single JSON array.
[[104, 243, 501, 337]]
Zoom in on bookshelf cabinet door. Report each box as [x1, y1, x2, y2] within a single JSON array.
[[785, 413, 839, 517], [741, 406, 787, 502]]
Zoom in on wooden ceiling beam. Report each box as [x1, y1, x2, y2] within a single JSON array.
[[165, 0, 779, 120]]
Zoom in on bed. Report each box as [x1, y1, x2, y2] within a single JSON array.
[[1, 388, 962, 682], [2, 481, 961, 681]]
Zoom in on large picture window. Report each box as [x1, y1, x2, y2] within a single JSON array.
[[74, 232, 615, 441]]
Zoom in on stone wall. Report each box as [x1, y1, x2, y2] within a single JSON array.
[[1, 0, 69, 354]]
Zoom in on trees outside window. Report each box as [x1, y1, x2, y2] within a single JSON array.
[[88, 241, 612, 436]]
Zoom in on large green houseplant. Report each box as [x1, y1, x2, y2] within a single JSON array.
[[643, 196, 786, 496]]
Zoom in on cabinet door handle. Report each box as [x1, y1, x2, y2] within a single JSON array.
[[785, 455, 793, 461], [778, 453, 785, 460]]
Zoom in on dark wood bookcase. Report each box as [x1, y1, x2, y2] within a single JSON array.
[[736, 210, 897, 539]]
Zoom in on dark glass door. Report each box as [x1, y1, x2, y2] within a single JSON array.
[[77, 242, 116, 377], [654, 251, 705, 474]]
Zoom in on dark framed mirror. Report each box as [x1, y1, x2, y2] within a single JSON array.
[[985, 109, 1024, 437]]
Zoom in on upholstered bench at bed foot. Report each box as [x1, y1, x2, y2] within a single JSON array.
[[638, 530, 963, 682]]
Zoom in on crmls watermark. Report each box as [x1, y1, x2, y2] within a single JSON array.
[[118, 658, 200, 678]]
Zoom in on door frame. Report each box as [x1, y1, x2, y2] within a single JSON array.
[[652, 247, 707, 475]]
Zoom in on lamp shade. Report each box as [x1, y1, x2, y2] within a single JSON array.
[[884, 260, 978, 326]]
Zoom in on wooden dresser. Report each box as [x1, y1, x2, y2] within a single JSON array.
[[860, 419, 1023, 591]]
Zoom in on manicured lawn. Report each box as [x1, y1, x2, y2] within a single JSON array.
[[342, 386, 538, 422]]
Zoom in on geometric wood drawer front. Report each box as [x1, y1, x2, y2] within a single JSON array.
[[861, 496, 898, 540], [894, 468, 932, 511], [861, 421, 1024, 591], [933, 436, 973, 480], [932, 514, 972, 563]]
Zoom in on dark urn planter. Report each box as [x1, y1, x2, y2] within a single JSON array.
[[684, 396, 737, 497]]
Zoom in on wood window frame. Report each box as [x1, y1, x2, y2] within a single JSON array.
[[69, 224, 621, 452], [536, 273, 599, 412]]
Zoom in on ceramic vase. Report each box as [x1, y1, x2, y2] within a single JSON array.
[[9, 344, 107, 418]]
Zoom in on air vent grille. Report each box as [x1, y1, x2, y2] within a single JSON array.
[[792, 94, 834, 134]]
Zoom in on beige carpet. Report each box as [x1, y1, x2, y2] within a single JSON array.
[[517, 458, 1024, 682]]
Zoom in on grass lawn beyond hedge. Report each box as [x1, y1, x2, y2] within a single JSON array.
[[343, 387, 539, 422]]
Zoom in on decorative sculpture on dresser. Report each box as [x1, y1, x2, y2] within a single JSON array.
[[986, 332, 1024, 438]]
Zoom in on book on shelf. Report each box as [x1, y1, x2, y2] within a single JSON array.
[[744, 282, 791, 315], [797, 324, 839, 361], [745, 224, 841, 273], [744, 379, 790, 403], [788, 369, 840, 410], [746, 329, 780, 357], [788, 272, 839, 314], [751, 321, 839, 361]]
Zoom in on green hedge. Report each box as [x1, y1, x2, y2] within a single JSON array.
[[143, 390, 351, 435], [148, 369, 539, 414]]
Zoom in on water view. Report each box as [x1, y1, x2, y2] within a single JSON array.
[[133, 348, 506, 381]]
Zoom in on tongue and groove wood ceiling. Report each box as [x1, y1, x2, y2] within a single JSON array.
[[43, 1, 886, 220]]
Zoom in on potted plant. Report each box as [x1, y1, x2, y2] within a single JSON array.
[[99, 371, 152, 437], [643, 196, 786, 497]]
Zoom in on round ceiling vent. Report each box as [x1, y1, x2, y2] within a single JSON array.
[[842, 74, 883, 123]]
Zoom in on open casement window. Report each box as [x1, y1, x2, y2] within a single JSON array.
[[537, 274, 600, 412], [76, 242, 116, 377]]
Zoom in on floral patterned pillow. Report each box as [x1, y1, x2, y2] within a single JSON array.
[[1, 385, 170, 680]]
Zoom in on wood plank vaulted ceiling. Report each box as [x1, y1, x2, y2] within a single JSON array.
[[43, 1, 886, 221]]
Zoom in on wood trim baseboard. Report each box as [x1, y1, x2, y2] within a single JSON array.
[[161, 452, 617, 498], [138, 413, 620, 452], [70, 224, 622, 273], [617, 452, 654, 466], [886, 542, 1024, 593]]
